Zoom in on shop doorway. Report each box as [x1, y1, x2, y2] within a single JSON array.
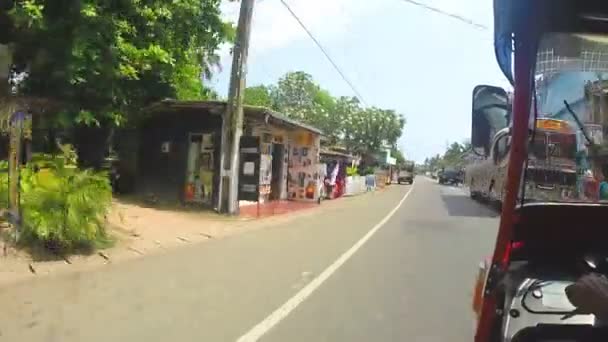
[[185, 133, 215, 205], [270, 143, 285, 200]]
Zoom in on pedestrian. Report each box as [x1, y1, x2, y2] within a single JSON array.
[[365, 173, 375, 192], [594, 164, 608, 201]]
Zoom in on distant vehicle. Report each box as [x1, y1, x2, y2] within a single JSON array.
[[397, 162, 414, 184], [438, 168, 462, 185], [467, 113, 578, 204]]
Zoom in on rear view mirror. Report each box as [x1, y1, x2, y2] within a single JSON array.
[[471, 85, 510, 156]]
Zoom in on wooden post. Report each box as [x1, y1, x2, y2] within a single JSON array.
[[8, 111, 23, 241]]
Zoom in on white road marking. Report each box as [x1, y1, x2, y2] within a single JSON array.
[[236, 184, 415, 342]]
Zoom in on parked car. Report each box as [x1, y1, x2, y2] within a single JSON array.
[[438, 169, 462, 185]]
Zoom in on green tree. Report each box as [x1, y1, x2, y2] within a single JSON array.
[[271, 71, 339, 140], [425, 140, 470, 171], [263, 71, 405, 157], [426, 154, 442, 171], [270, 71, 319, 112], [442, 141, 469, 168], [244, 85, 272, 107], [391, 147, 406, 166], [343, 106, 405, 154], [9, 0, 234, 127]]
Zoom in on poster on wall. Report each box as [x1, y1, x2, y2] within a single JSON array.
[[260, 184, 271, 195], [243, 161, 255, 176], [202, 133, 214, 147], [260, 154, 272, 185], [161, 142, 171, 153]]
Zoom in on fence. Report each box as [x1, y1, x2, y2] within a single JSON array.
[[344, 175, 367, 196]]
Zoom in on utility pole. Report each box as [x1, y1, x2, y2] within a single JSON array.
[[217, 0, 255, 214]]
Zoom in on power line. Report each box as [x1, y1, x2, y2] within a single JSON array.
[[279, 0, 368, 106], [400, 0, 488, 31]]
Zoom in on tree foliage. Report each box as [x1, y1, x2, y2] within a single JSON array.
[[245, 71, 405, 157], [391, 147, 406, 166], [423, 140, 471, 171], [442, 142, 468, 167], [267, 71, 340, 139], [243, 85, 272, 107], [9, 0, 234, 127]]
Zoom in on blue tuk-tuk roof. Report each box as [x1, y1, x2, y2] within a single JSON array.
[[493, 0, 608, 85], [493, 0, 515, 85]]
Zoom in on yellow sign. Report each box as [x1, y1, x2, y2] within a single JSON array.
[[536, 119, 573, 134], [295, 131, 314, 145]]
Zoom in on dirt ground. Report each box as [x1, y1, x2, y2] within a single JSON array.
[[0, 196, 336, 287]]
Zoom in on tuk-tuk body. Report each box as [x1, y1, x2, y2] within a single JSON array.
[[473, 1, 608, 341]]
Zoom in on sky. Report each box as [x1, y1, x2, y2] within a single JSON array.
[[211, 0, 511, 163]]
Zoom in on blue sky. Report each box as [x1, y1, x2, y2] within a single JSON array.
[[211, 0, 510, 163]]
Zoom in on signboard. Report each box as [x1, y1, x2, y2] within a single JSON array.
[[238, 136, 261, 201], [243, 162, 255, 176], [161, 142, 170, 153]]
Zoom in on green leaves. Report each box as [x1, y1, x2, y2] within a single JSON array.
[[423, 141, 470, 170], [245, 71, 406, 158], [0, 151, 113, 252], [75, 110, 100, 127], [10, 0, 231, 127], [244, 85, 272, 107], [12, 0, 43, 28]]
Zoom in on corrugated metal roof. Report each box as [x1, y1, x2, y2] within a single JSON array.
[[145, 100, 323, 135], [320, 149, 353, 159]]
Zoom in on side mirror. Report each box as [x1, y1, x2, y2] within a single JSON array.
[[472, 85, 510, 157]]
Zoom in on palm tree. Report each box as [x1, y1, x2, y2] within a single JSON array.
[[201, 50, 222, 81]]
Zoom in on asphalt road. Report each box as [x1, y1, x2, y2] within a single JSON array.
[[0, 177, 499, 342]]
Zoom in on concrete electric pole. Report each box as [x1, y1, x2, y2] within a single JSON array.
[[217, 0, 255, 214]]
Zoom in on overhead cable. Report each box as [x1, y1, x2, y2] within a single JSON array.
[[280, 0, 368, 105]]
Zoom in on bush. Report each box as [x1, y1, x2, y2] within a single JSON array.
[[22, 159, 112, 252], [0, 155, 112, 253], [346, 166, 358, 177]]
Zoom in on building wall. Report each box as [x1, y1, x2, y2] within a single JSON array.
[[134, 110, 322, 206], [286, 130, 321, 201], [250, 123, 289, 202], [137, 111, 222, 203], [247, 123, 322, 202]]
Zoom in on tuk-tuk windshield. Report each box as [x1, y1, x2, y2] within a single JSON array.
[[523, 32, 608, 204]]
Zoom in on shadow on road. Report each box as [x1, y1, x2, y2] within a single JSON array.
[[440, 192, 500, 218]]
